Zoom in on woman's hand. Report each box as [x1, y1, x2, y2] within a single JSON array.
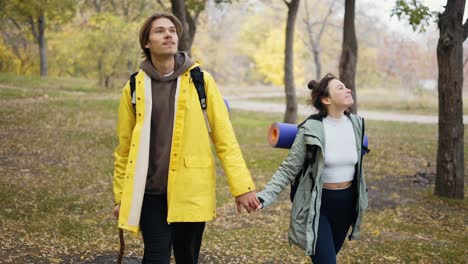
[[256, 203, 263, 211], [235, 191, 260, 213]]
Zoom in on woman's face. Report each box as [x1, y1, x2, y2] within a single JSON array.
[[322, 79, 354, 109]]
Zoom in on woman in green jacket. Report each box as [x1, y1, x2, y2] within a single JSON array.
[[257, 73, 368, 263]]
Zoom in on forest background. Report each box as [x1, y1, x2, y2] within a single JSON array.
[[0, 0, 467, 263], [2, 0, 466, 92]]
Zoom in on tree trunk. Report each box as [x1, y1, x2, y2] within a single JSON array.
[[434, 0, 465, 199], [339, 0, 357, 113], [185, 9, 199, 55], [105, 76, 110, 88], [97, 58, 104, 87], [38, 13, 47, 77], [283, 0, 300, 124], [171, 0, 190, 55], [29, 13, 48, 77]]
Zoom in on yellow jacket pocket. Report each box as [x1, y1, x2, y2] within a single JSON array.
[[184, 156, 212, 168]]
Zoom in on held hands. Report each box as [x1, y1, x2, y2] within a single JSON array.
[[114, 193, 264, 217], [256, 203, 263, 211], [235, 191, 262, 213]]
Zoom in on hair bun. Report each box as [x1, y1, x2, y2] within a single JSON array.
[[307, 80, 318, 90]]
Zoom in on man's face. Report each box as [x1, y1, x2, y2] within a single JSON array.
[[145, 17, 179, 57]]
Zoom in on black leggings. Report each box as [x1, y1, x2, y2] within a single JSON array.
[[311, 186, 357, 264], [140, 194, 205, 264]]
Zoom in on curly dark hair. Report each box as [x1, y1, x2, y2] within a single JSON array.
[[306, 73, 337, 116]]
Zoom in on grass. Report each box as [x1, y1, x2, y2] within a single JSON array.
[[0, 74, 467, 263], [0, 72, 106, 99]]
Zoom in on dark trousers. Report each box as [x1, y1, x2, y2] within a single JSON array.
[[140, 194, 206, 264], [311, 186, 357, 264]]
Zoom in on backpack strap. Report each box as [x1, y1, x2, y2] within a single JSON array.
[[128, 68, 212, 133], [129, 71, 138, 108], [361, 118, 370, 155], [190, 67, 207, 110], [190, 66, 211, 133], [290, 144, 316, 202], [307, 145, 317, 192]]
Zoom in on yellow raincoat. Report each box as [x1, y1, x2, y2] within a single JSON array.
[[113, 64, 255, 233]]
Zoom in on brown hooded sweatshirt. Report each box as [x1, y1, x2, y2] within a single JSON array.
[[140, 52, 195, 194]]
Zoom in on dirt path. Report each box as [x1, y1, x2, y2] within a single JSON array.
[[225, 95, 468, 124], [2, 84, 466, 124]]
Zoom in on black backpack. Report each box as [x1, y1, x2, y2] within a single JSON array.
[[290, 144, 317, 202], [129, 66, 207, 111]]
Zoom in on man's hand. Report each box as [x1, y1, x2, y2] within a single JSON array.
[[113, 204, 120, 219], [235, 191, 260, 213]]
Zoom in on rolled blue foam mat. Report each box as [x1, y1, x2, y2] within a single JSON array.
[[268, 122, 298, 149], [268, 122, 370, 155], [362, 134, 370, 156], [223, 98, 230, 113]]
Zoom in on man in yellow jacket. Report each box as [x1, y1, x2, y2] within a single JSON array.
[[112, 12, 259, 264]]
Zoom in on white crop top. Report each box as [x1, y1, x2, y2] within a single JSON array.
[[322, 115, 358, 183]]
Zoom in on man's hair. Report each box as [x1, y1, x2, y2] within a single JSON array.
[[139, 12, 183, 60]]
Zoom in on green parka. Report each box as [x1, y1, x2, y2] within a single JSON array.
[[257, 113, 368, 256]]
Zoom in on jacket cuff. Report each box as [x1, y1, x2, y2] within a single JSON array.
[[256, 191, 272, 208], [229, 176, 256, 197]]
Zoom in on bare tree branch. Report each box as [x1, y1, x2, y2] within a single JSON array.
[[110, 0, 117, 14], [11, 41, 22, 59], [303, 0, 334, 45], [317, 1, 334, 42], [28, 16, 39, 43], [303, 0, 316, 47], [283, 0, 290, 7], [92, 0, 102, 13], [186, 9, 201, 50], [328, 22, 341, 29], [193, 6, 203, 24], [1, 31, 10, 46], [157, 0, 167, 10], [309, 21, 322, 27], [186, 8, 201, 49], [131, 0, 147, 21], [7, 17, 22, 30], [108, 43, 129, 81], [122, 0, 129, 18], [3, 31, 28, 60]]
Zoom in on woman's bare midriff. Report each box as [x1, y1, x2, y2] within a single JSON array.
[[323, 181, 352, 190]]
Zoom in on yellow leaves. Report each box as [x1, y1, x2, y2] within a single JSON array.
[[0, 42, 21, 74], [252, 28, 285, 86], [383, 255, 399, 261], [233, 4, 307, 86], [47, 257, 62, 263], [390, 192, 401, 200], [240, 27, 308, 86]]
